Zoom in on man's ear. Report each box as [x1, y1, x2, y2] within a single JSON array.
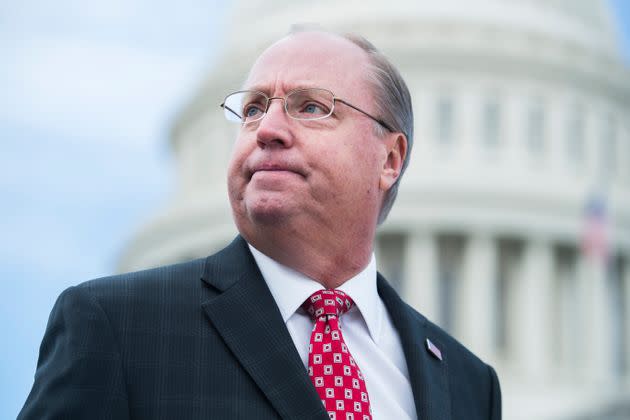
[[379, 133, 407, 191]]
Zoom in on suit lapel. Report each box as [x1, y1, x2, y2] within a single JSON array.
[[378, 274, 452, 420], [200, 237, 327, 420]]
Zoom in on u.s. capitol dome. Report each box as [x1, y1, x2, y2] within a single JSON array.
[[119, 1, 630, 418]]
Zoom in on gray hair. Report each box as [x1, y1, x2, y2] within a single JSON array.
[[289, 26, 414, 224]]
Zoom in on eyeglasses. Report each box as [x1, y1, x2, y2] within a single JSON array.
[[220, 87, 394, 132]]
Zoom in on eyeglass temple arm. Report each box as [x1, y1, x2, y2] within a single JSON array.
[[335, 99, 395, 132], [220, 103, 242, 120]]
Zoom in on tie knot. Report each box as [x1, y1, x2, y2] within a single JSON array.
[[302, 289, 354, 320]]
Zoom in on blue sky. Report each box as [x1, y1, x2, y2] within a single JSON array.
[[1, 1, 629, 418], [1, 1, 229, 416]]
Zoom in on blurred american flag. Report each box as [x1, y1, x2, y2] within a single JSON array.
[[581, 194, 610, 263]]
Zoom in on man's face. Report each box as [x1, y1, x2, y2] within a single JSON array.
[[227, 32, 394, 237]]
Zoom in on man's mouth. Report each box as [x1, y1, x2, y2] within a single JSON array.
[[249, 162, 306, 180]]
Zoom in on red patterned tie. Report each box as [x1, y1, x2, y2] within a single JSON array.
[[302, 290, 372, 420]]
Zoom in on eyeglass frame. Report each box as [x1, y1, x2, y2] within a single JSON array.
[[220, 87, 395, 133]]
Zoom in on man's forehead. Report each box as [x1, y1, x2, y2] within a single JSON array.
[[243, 32, 369, 93]]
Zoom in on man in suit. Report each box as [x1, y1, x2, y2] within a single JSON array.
[[20, 29, 501, 419]]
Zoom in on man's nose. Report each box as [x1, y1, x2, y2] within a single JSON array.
[[255, 98, 294, 149]]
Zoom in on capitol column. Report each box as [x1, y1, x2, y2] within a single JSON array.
[[624, 256, 630, 385], [457, 232, 497, 361], [576, 253, 613, 383], [512, 238, 553, 380], [403, 230, 439, 323]]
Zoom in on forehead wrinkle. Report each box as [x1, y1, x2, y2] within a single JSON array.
[[244, 80, 332, 96]]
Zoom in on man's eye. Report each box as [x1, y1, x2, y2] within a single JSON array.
[[244, 105, 264, 118], [301, 102, 328, 115]]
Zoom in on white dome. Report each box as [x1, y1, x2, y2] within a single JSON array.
[[228, 0, 621, 59]]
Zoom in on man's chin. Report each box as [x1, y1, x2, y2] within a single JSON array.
[[244, 199, 295, 226]]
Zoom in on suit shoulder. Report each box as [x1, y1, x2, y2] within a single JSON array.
[[403, 300, 492, 370], [73, 257, 207, 298], [400, 301, 501, 416], [378, 274, 493, 371]]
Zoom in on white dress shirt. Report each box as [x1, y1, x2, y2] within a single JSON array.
[[248, 244, 418, 420]]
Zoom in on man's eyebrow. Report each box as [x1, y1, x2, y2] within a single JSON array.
[[242, 82, 327, 94], [242, 85, 269, 94]]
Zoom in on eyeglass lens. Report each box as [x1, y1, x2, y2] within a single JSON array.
[[222, 88, 335, 123]]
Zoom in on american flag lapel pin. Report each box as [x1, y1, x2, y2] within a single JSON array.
[[426, 338, 443, 361]]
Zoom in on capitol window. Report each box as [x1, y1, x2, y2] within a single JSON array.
[[566, 103, 585, 168], [601, 114, 617, 179], [435, 94, 455, 145], [526, 97, 546, 157], [481, 96, 501, 148]]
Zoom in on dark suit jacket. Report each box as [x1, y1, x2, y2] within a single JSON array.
[[20, 236, 501, 419]]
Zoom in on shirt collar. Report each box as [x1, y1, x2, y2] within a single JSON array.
[[248, 243, 382, 343]]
